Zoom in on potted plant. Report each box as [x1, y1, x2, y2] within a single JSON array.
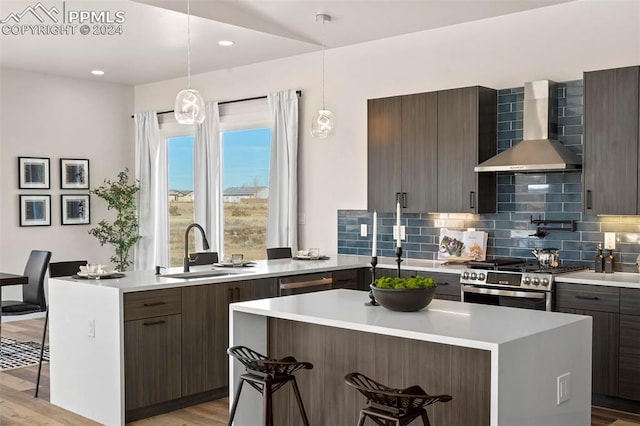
[[88, 168, 141, 271], [371, 275, 437, 312]]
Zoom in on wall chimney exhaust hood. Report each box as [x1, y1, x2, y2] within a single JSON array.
[[475, 80, 581, 173]]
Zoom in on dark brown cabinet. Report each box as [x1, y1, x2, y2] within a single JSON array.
[[555, 283, 620, 397], [437, 86, 497, 214], [332, 268, 364, 290], [123, 289, 182, 415], [584, 66, 640, 215], [367, 92, 437, 213], [368, 86, 496, 214], [619, 288, 640, 400], [375, 268, 460, 301], [181, 278, 278, 397]]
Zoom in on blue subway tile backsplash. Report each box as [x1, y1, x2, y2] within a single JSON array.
[[338, 80, 640, 272]]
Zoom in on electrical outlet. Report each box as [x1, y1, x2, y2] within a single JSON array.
[[557, 372, 571, 405], [298, 213, 306, 225], [360, 224, 368, 237], [435, 219, 445, 227], [604, 232, 616, 250], [88, 319, 95, 338], [393, 225, 406, 241]]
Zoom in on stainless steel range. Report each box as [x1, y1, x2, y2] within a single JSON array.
[[460, 258, 585, 311]]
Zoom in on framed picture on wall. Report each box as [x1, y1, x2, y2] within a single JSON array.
[[19, 195, 51, 226], [18, 157, 50, 189], [61, 194, 90, 225], [60, 158, 89, 189]]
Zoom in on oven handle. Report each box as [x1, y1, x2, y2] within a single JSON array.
[[462, 285, 546, 299]]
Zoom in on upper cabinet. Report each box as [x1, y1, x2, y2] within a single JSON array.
[[367, 86, 496, 213], [584, 66, 640, 215], [367, 92, 438, 213], [437, 86, 497, 214]]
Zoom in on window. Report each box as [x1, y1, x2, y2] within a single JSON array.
[[222, 128, 271, 261], [167, 134, 194, 267]]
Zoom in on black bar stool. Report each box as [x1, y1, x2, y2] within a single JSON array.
[[344, 372, 452, 426], [227, 346, 313, 426]]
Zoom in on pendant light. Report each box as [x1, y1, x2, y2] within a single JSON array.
[[174, 0, 205, 125], [311, 13, 334, 138]]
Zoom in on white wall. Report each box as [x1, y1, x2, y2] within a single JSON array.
[[0, 69, 134, 299], [135, 0, 640, 254]]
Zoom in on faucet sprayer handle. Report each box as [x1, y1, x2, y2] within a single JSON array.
[[155, 266, 166, 275]]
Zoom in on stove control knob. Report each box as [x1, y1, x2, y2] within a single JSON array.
[[523, 276, 531, 285], [478, 273, 486, 281], [470, 272, 478, 280], [462, 272, 470, 280], [541, 278, 550, 287], [532, 277, 540, 286]]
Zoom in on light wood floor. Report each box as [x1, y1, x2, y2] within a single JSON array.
[[1, 318, 640, 426]]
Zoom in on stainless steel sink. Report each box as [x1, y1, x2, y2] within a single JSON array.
[[161, 270, 244, 280]]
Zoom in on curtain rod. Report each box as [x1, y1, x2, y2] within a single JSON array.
[[130, 90, 302, 118]]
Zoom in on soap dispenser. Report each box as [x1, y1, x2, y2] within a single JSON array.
[[594, 243, 604, 273], [604, 249, 615, 273]]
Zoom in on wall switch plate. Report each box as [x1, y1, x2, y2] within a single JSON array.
[[435, 219, 445, 228], [88, 319, 95, 338], [557, 372, 571, 405], [604, 232, 616, 250], [360, 224, 367, 237], [298, 213, 306, 225], [393, 226, 406, 241]]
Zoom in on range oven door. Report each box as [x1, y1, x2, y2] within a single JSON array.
[[461, 285, 551, 311]]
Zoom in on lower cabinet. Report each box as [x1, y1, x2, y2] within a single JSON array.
[[555, 283, 620, 398], [332, 268, 364, 290], [620, 288, 640, 400]]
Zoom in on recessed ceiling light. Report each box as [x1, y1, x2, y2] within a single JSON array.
[[218, 40, 234, 46], [91, 70, 105, 76]]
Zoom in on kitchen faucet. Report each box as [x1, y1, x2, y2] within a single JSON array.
[[183, 223, 210, 272]]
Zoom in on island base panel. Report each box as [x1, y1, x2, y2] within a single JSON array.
[[267, 318, 491, 426]]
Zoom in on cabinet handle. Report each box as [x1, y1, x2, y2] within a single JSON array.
[[586, 190, 592, 210], [336, 278, 351, 282], [402, 193, 407, 208], [143, 320, 166, 326], [470, 191, 475, 209], [439, 282, 449, 286], [235, 287, 241, 301], [143, 302, 166, 307], [575, 295, 599, 301]]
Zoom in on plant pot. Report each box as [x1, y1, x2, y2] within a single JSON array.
[[370, 284, 436, 312]]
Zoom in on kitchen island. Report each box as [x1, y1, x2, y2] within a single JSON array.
[[229, 289, 593, 426]]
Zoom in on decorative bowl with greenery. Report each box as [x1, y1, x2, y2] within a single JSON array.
[[371, 276, 437, 312]]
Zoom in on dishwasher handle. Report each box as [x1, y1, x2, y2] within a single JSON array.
[[279, 276, 333, 290]]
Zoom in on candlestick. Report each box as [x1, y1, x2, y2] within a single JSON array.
[[395, 246, 403, 278], [396, 201, 401, 248], [365, 256, 378, 306], [371, 211, 377, 256]]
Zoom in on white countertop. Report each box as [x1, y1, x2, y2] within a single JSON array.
[[556, 270, 640, 289], [50, 255, 464, 293], [229, 289, 589, 351]]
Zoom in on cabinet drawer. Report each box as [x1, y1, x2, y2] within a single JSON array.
[[333, 269, 361, 290], [430, 272, 461, 297], [555, 283, 619, 313], [124, 288, 182, 321], [621, 287, 640, 315]]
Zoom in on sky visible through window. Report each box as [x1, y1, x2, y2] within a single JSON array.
[[167, 128, 271, 190]]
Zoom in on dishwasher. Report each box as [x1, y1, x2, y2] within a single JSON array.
[[278, 272, 333, 296]]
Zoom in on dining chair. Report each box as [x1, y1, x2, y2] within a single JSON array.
[[34, 260, 87, 397], [0, 250, 51, 396], [266, 247, 292, 260]]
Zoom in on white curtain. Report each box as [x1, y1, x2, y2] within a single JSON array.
[[267, 90, 299, 252], [133, 111, 168, 270], [194, 102, 222, 252]]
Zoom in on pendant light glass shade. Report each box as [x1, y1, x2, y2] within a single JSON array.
[[311, 109, 334, 138], [175, 88, 205, 124], [311, 13, 333, 138], [175, 0, 205, 125]]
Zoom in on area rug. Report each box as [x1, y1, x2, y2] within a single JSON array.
[[0, 337, 49, 371], [610, 420, 640, 426]]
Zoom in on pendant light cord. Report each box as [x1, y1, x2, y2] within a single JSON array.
[[321, 16, 326, 109], [187, 0, 192, 89]]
